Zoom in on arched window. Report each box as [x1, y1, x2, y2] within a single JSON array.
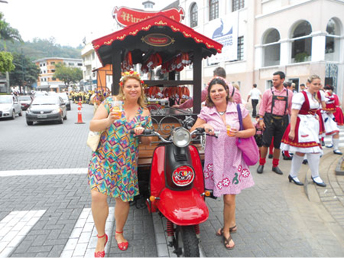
[[190, 3, 198, 28], [325, 18, 341, 61], [209, 0, 219, 21], [262, 29, 280, 67], [291, 21, 312, 63]]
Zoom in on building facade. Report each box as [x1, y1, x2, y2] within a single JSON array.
[[179, 0, 344, 102], [34, 57, 83, 92]]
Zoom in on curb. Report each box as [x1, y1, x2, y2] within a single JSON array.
[[304, 149, 342, 202]]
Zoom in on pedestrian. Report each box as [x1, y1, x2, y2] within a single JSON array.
[[88, 71, 153, 257], [257, 71, 293, 175], [247, 84, 262, 117], [323, 84, 342, 154], [172, 67, 242, 108], [190, 77, 255, 250], [253, 115, 263, 155], [300, 83, 306, 91], [280, 75, 326, 187]]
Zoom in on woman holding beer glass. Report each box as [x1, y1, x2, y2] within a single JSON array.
[[88, 71, 152, 257], [190, 77, 255, 250]]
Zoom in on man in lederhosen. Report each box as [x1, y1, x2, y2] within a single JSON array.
[[257, 71, 293, 174]]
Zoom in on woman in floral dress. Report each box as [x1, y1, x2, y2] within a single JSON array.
[[88, 71, 152, 257], [190, 77, 255, 250]]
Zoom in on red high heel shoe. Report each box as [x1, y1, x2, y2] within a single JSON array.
[[115, 231, 129, 251], [94, 233, 108, 257]]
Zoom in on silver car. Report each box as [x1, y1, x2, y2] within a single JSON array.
[[25, 96, 67, 125], [0, 95, 23, 119]]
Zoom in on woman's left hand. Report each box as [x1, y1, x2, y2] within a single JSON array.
[[228, 128, 239, 137], [134, 126, 145, 136]]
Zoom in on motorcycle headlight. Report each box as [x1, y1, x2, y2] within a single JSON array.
[[172, 127, 191, 148]]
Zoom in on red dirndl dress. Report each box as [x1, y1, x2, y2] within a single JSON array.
[[333, 94, 344, 126], [281, 91, 322, 153]]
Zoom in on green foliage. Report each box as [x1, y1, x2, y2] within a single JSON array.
[[0, 38, 82, 60], [0, 51, 15, 72], [0, 12, 23, 50], [53, 63, 83, 86], [294, 52, 309, 63], [9, 52, 40, 86]]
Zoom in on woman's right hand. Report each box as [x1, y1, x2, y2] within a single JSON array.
[[288, 130, 295, 140], [108, 110, 121, 124], [204, 124, 215, 135]]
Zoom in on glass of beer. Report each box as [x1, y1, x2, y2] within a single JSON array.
[[226, 124, 235, 137], [112, 100, 123, 119]]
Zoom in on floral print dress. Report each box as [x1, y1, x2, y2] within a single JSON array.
[[88, 97, 152, 202]]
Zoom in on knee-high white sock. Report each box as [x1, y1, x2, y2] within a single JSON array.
[[290, 154, 304, 177], [333, 138, 340, 150], [307, 153, 321, 178]]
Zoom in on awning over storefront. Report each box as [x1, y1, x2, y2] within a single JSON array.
[[92, 14, 222, 67]]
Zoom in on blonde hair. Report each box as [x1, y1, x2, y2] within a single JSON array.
[[307, 74, 321, 103], [116, 75, 146, 108], [232, 83, 240, 91]]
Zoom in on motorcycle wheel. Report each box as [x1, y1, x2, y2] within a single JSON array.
[[175, 225, 200, 257]]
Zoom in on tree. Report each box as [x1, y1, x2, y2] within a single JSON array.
[[0, 12, 22, 50], [53, 63, 83, 88], [0, 51, 14, 72], [9, 52, 40, 91]]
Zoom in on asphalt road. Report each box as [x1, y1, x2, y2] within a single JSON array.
[[0, 102, 94, 171]]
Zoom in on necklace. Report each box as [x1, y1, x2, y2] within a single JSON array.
[[218, 111, 225, 115]]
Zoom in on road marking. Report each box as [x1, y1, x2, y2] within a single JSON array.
[[0, 210, 46, 258], [0, 168, 88, 177], [60, 207, 114, 258]]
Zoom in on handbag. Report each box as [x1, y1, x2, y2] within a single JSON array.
[[235, 104, 259, 166], [87, 131, 101, 152]]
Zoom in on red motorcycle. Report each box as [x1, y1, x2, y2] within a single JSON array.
[[132, 122, 217, 257]]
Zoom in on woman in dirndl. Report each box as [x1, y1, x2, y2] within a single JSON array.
[[323, 84, 343, 154], [280, 75, 327, 187]]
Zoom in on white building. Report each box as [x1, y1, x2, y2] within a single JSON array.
[[34, 57, 83, 92], [178, 0, 344, 102]]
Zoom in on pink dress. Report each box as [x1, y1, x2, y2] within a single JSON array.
[[199, 102, 255, 197]]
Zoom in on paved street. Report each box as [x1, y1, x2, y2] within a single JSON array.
[[1, 102, 344, 257]]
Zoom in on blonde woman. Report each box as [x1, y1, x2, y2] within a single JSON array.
[[88, 71, 153, 257], [280, 75, 326, 187]]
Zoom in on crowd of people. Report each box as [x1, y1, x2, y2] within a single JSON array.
[[86, 67, 343, 256]]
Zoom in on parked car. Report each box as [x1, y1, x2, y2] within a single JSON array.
[[25, 96, 67, 125], [18, 95, 33, 111], [33, 91, 48, 98], [57, 93, 71, 110], [0, 95, 22, 119]]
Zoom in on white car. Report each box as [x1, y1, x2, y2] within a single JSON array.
[[0, 95, 22, 119]]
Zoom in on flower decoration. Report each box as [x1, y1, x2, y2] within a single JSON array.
[[119, 70, 144, 87]]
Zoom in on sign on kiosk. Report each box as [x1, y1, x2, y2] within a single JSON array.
[[113, 6, 185, 27]]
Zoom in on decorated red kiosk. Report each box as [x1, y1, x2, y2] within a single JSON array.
[[92, 14, 222, 165]]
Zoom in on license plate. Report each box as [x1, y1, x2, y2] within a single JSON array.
[[37, 114, 47, 118]]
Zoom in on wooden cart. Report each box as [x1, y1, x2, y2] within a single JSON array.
[[92, 14, 222, 167]]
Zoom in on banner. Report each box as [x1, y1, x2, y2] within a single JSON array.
[[206, 12, 238, 64], [113, 6, 184, 27]]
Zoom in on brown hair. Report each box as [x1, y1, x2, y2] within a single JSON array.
[[205, 77, 231, 107]]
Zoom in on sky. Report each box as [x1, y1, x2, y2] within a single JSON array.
[[1, 0, 175, 48]]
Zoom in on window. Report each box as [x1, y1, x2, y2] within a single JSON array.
[[262, 29, 280, 67], [237, 36, 244, 60], [291, 21, 312, 63], [325, 18, 340, 61], [51, 62, 55, 65], [209, 0, 219, 21], [69, 63, 75, 66], [232, 0, 244, 11], [77, 63, 83, 66], [190, 3, 198, 28]]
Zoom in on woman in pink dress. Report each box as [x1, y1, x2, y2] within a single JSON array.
[[190, 77, 255, 250]]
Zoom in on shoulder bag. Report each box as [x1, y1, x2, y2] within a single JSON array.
[[87, 131, 101, 152], [236, 104, 259, 166]]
